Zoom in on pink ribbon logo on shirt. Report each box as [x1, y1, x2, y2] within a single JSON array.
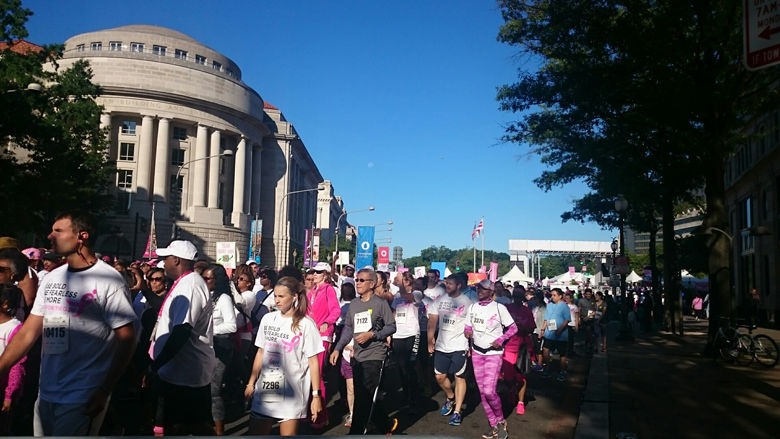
[[66, 289, 96, 317], [451, 305, 466, 317], [487, 314, 498, 327], [279, 333, 302, 353]]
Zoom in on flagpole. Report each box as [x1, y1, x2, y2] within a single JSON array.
[[481, 216, 485, 268]]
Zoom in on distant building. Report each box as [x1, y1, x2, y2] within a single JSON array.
[[624, 210, 704, 255], [725, 110, 779, 326], [47, 25, 344, 265]]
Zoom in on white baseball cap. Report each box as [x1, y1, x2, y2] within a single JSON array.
[[313, 262, 331, 272], [156, 240, 198, 261]]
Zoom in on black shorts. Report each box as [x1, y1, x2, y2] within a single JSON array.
[[543, 338, 568, 355], [158, 381, 211, 425], [433, 350, 468, 376]]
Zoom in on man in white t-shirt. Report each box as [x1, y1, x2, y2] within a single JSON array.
[[0, 210, 136, 436], [150, 240, 215, 435], [427, 273, 474, 426], [423, 269, 445, 301]]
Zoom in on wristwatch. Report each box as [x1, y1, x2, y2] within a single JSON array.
[[312, 390, 321, 397]]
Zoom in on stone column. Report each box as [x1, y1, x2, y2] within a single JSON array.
[[231, 136, 247, 226], [208, 130, 221, 209], [192, 124, 209, 207], [251, 145, 262, 215], [152, 118, 170, 202], [244, 141, 253, 214], [135, 115, 154, 201]]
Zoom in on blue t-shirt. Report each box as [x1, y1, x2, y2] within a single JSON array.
[[543, 301, 572, 341]]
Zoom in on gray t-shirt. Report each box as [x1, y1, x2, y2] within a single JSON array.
[[335, 294, 395, 362]]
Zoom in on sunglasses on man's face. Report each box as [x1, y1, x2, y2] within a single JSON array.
[[356, 278, 373, 283]]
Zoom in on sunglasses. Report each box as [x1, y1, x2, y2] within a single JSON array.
[[355, 278, 373, 283], [0, 266, 12, 273]]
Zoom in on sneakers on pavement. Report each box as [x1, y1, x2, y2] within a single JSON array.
[[496, 421, 509, 439], [531, 364, 544, 373], [344, 413, 352, 428], [482, 425, 498, 439], [556, 371, 566, 382], [516, 401, 525, 415], [440, 398, 455, 416], [449, 412, 462, 426]]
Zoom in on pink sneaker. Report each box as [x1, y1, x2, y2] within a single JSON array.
[[516, 402, 525, 415]]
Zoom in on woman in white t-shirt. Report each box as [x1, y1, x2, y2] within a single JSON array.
[[564, 291, 579, 357], [204, 265, 237, 436], [244, 276, 324, 436], [390, 271, 423, 410], [464, 280, 517, 439]]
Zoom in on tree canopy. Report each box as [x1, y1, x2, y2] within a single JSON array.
[[1, 1, 113, 242], [496, 0, 780, 336]]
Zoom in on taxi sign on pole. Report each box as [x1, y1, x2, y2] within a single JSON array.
[[744, 0, 780, 69]]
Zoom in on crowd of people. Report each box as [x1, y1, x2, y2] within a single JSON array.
[[0, 210, 628, 437]]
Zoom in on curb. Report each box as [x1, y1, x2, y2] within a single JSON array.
[[573, 339, 610, 439]]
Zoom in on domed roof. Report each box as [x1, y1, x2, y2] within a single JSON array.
[[106, 25, 200, 44]]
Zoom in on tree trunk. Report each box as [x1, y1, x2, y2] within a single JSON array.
[[704, 159, 732, 352], [662, 181, 682, 335], [649, 221, 663, 325]]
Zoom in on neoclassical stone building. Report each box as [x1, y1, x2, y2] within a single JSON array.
[[57, 25, 344, 266]]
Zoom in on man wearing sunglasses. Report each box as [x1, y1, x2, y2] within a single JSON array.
[[330, 268, 397, 434]]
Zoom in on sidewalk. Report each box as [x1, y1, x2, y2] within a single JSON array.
[[606, 317, 780, 439]]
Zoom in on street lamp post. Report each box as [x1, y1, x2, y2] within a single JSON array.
[[278, 183, 326, 268], [334, 206, 375, 260], [611, 238, 618, 300], [614, 194, 633, 342], [171, 149, 233, 239]]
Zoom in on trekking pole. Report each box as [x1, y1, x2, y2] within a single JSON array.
[[363, 349, 390, 435]]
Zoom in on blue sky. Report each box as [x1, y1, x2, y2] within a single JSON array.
[[23, 0, 614, 257]]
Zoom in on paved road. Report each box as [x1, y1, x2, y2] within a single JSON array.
[[227, 344, 592, 437]]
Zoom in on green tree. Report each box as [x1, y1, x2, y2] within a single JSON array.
[[496, 0, 780, 343], [1, 1, 113, 243]]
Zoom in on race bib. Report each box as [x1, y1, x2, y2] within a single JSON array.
[[472, 315, 487, 332], [441, 314, 457, 329], [260, 351, 285, 402], [595, 311, 603, 320], [587, 310, 595, 318], [546, 320, 558, 331], [354, 309, 372, 333], [396, 310, 407, 324], [43, 314, 69, 354]]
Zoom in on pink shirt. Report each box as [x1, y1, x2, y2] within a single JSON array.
[[307, 283, 341, 341]]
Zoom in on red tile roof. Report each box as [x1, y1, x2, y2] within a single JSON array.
[[0, 40, 44, 54], [263, 101, 279, 110]]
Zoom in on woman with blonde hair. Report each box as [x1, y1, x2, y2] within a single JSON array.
[[244, 276, 324, 436]]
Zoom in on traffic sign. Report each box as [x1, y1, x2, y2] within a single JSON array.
[[744, 0, 780, 69]]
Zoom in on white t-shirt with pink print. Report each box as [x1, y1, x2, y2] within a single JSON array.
[[252, 311, 324, 420]]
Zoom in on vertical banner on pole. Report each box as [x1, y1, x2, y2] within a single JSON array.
[[312, 229, 321, 263], [303, 229, 311, 268], [248, 219, 262, 263], [377, 246, 390, 271], [489, 262, 498, 282], [355, 226, 375, 269], [143, 202, 158, 259]]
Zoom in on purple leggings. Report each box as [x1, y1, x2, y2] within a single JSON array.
[[472, 351, 504, 426]]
